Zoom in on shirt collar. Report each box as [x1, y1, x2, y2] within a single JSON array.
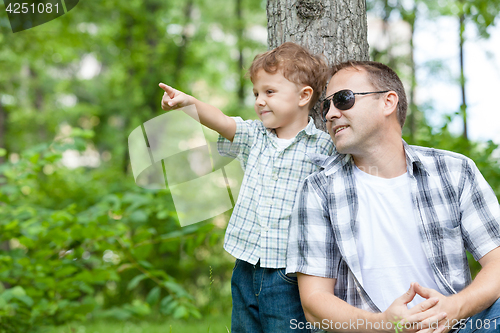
[[309, 139, 429, 177], [403, 139, 429, 177]]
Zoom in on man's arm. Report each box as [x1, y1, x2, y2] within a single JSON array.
[[298, 274, 447, 333], [413, 246, 500, 331], [159, 83, 236, 141]]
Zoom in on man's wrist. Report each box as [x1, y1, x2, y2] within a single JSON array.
[[367, 312, 393, 333], [448, 293, 468, 320]]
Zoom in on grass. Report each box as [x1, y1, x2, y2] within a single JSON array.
[[44, 313, 231, 333]]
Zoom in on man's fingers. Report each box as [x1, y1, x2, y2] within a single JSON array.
[[401, 310, 446, 331], [415, 325, 446, 333], [408, 297, 440, 315], [414, 282, 433, 299], [398, 283, 417, 304]]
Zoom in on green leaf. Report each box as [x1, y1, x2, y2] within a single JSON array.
[[138, 260, 154, 269], [146, 286, 161, 305], [0, 148, 6, 157], [173, 305, 189, 319], [127, 274, 147, 290], [164, 281, 190, 298], [29, 153, 40, 164], [129, 210, 148, 223], [15, 295, 34, 307]]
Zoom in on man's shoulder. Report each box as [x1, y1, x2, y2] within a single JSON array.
[[410, 145, 473, 165], [408, 144, 477, 178]]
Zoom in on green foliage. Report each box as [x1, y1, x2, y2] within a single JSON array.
[[1, 0, 263, 330], [45, 312, 231, 333], [0, 136, 232, 331]]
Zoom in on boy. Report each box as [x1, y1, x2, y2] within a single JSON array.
[[159, 42, 334, 332]]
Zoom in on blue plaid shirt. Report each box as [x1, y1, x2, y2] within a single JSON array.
[[218, 117, 334, 268], [287, 141, 500, 312]]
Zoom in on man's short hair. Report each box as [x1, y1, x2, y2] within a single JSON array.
[[249, 42, 328, 109], [330, 61, 408, 128]]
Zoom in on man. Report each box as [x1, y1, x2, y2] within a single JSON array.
[[286, 61, 500, 333]]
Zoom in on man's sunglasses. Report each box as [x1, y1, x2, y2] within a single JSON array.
[[321, 89, 389, 122]]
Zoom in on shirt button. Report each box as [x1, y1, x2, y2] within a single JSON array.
[[262, 226, 269, 232], [267, 200, 274, 206], [272, 174, 278, 181]]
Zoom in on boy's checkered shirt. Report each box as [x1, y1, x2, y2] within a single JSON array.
[[286, 140, 500, 312], [217, 116, 334, 268]]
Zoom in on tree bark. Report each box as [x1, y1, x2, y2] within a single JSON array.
[[459, 13, 468, 141], [267, 0, 369, 130], [236, 0, 245, 106], [173, 0, 194, 87]]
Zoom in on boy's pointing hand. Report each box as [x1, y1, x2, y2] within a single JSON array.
[[159, 83, 194, 110]]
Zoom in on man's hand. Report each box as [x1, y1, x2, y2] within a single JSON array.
[[382, 283, 448, 333], [159, 83, 194, 110], [412, 283, 461, 333]]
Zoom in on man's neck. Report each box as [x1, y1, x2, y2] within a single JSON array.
[[352, 139, 406, 179]]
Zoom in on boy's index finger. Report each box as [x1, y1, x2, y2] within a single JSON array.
[[159, 83, 175, 97]]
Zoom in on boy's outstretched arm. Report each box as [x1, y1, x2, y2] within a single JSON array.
[[159, 83, 236, 141]]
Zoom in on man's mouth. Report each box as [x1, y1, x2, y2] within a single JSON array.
[[334, 125, 349, 135]]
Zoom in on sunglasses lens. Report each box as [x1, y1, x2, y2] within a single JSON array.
[[333, 90, 355, 110], [321, 99, 330, 121]]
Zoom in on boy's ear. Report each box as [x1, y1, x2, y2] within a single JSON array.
[[298, 86, 313, 107]]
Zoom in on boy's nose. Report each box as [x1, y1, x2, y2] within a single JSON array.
[[255, 97, 266, 107]]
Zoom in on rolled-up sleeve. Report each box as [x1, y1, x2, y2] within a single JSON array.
[[460, 158, 500, 260], [286, 177, 340, 279], [217, 117, 259, 167]]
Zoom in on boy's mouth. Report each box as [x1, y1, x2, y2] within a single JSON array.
[[260, 110, 272, 116]]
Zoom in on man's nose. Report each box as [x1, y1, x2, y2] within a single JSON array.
[[325, 103, 342, 121]]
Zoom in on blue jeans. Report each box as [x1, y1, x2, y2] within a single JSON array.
[[454, 298, 500, 333], [231, 259, 310, 333]]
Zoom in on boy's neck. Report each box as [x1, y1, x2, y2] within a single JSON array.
[[275, 116, 309, 139]]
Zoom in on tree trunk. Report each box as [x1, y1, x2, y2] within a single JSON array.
[[267, 0, 369, 131], [459, 13, 468, 141], [173, 0, 194, 87], [236, 0, 245, 106], [405, 4, 417, 142]]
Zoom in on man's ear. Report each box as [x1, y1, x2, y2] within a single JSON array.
[[382, 91, 399, 117], [298, 86, 314, 107]]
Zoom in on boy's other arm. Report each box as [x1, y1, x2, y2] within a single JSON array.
[[159, 83, 236, 141]]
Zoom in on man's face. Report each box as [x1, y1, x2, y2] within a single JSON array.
[[324, 68, 385, 155], [252, 69, 307, 136]]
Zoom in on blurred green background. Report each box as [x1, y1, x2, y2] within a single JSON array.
[[1, 0, 500, 332]]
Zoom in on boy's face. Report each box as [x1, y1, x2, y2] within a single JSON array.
[[252, 69, 309, 138]]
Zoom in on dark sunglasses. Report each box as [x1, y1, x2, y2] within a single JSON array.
[[321, 89, 389, 122]]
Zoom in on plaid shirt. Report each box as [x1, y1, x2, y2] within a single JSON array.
[[287, 140, 500, 312], [218, 117, 334, 268]]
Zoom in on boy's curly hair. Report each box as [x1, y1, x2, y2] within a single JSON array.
[[249, 42, 328, 109]]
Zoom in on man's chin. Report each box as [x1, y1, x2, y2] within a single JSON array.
[[334, 142, 352, 155]]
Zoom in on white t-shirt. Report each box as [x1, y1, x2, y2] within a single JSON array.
[[353, 165, 440, 312], [274, 136, 295, 151]]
